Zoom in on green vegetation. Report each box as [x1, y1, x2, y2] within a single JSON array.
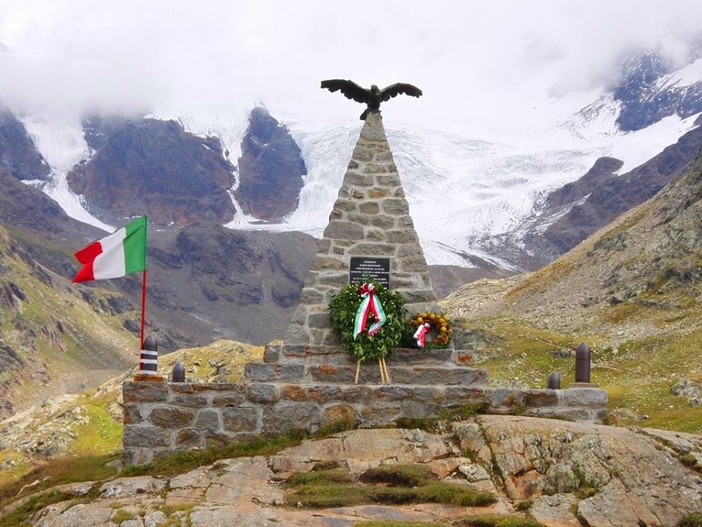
[[352, 515, 546, 527], [678, 513, 702, 527], [452, 515, 546, 527], [284, 464, 497, 509], [0, 453, 120, 506], [1, 487, 100, 527]]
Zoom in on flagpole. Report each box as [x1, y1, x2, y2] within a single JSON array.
[[140, 269, 147, 348]]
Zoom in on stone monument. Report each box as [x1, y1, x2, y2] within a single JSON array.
[[286, 112, 440, 349]]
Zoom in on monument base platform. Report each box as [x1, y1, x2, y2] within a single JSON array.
[[122, 342, 609, 466]]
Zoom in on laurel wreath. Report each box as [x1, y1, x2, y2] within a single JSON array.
[[408, 311, 452, 349], [329, 279, 406, 362]]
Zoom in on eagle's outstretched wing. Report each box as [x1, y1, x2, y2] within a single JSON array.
[[379, 83, 423, 102], [320, 79, 370, 104]]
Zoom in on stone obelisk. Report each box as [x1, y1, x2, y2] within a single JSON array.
[[285, 113, 440, 350]]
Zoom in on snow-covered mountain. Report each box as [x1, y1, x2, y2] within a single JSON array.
[[10, 48, 702, 271]]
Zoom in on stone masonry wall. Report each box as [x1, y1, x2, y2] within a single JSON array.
[[123, 378, 608, 466]]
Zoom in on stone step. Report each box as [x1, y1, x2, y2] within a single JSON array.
[[245, 361, 488, 386], [263, 343, 480, 368]]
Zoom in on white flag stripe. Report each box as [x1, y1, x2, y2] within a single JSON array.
[[92, 226, 127, 279]]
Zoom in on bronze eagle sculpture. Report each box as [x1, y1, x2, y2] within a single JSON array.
[[320, 79, 423, 120]]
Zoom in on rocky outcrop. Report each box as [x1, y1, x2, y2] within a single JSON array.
[[67, 118, 236, 226], [457, 415, 702, 526], [235, 107, 306, 222], [0, 102, 50, 182], [6, 419, 701, 526]]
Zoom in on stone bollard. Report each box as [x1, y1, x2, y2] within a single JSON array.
[[575, 342, 591, 383], [134, 335, 163, 381], [172, 362, 186, 382], [547, 372, 561, 389]]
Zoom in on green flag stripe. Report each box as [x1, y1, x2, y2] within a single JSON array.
[[123, 215, 147, 274]]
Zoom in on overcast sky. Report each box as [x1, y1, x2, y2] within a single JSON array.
[[2, 0, 702, 130]]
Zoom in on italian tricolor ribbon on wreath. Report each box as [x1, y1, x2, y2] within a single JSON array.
[[413, 322, 431, 348], [353, 283, 387, 338], [352, 283, 391, 384]]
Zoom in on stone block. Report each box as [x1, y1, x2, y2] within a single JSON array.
[[261, 403, 321, 434], [359, 404, 402, 426], [352, 146, 373, 161], [307, 312, 330, 329], [371, 386, 413, 402], [311, 256, 346, 271], [370, 215, 396, 229], [368, 188, 389, 198], [559, 388, 608, 408], [488, 389, 525, 411], [318, 272, 348, 287], [322, 404, 358, 427], [170, 394, 209, 408], [359, 202, 380, 214], [123, 404, 143, 425], [348, 243, 396, 256], [211, 386, 247, 406], [444, 386, 489, 404], [245, 383, 280, 403], [244, 363, 305, 382], [390, 367, 488, 386], [175, 428, 203, 449], [123, 381, 167, 403], [413, 387, 445, 403], [149, 407, 195, 428], [222, 407, 259, 432], [263, 345, 281, 363], [204, 431, 238, 449], [523, 390, 559, 408], [122, 448, 154, 467], [390, 347, 453, 364], [386, 230, 419, 244], [194, 409, 221, 431], [306, 385, 345, 403], [366, 228, 386, 241], [345, 171, 374, 185], [281, 385, 307, 401], [401, 401, 442, 419], [339, 385, 373, 403], [325, 220, 365, 240], [297, 289, 324, 306], [123, 426, 169, 448], [382, 199, 410, 215]]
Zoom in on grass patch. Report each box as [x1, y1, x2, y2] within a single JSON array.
[[284, 469, 354, 487], [355, 522, 442, 527], [678, 512, 702, 527], [452, 514, 546, 527], [0, 487, 99, 527], [284, 463, 497, 509], [0, 453, 119, 507], [360, 464, 436, 487]]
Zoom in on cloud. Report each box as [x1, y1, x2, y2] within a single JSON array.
[[1, 0, 702, 128]]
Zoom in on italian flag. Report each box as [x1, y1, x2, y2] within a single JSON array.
[[73, 216, 147, 283]]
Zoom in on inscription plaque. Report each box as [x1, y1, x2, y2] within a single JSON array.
[[349, 257, 390, 288]]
